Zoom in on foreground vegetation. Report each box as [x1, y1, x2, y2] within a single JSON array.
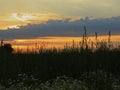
[[0, 74, 120, 90], [0, 29, 120, 89], [0, 40, 120, 89]]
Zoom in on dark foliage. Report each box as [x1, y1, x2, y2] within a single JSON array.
[[0, 44, 13, 54], [0, 41, 120, 87]]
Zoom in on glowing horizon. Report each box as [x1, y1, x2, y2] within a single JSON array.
[[4, 35, 120, 52]]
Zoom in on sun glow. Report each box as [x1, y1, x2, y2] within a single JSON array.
[[12, 13, 35, 22], [9, 25, 20, 29]]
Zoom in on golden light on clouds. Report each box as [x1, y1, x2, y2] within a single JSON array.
[[0, 21, 27, 30], [0, 0, 119, 30], [0, 0, 119, 28], [0, 12, 83, 30]]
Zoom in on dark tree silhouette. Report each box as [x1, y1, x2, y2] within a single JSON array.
[[0, 43, 13, 53]]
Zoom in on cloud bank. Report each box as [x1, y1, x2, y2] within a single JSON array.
[[0, 16, 120, 39]]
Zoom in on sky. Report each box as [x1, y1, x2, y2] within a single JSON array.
[[0, 0, 120, 38]]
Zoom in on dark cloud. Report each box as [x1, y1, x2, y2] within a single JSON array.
[[0, 16, 120, 39]]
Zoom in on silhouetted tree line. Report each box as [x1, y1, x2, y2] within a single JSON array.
[[0, 40, 13, 54]]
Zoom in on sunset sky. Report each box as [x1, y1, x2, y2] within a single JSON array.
[[0, 0, 120, 39]]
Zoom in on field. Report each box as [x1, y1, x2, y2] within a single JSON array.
[[0, 34, 120, 90]]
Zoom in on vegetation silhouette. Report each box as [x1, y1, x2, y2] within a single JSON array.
[[0, 28, 120, 89], [0, 40, 13, 54]]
